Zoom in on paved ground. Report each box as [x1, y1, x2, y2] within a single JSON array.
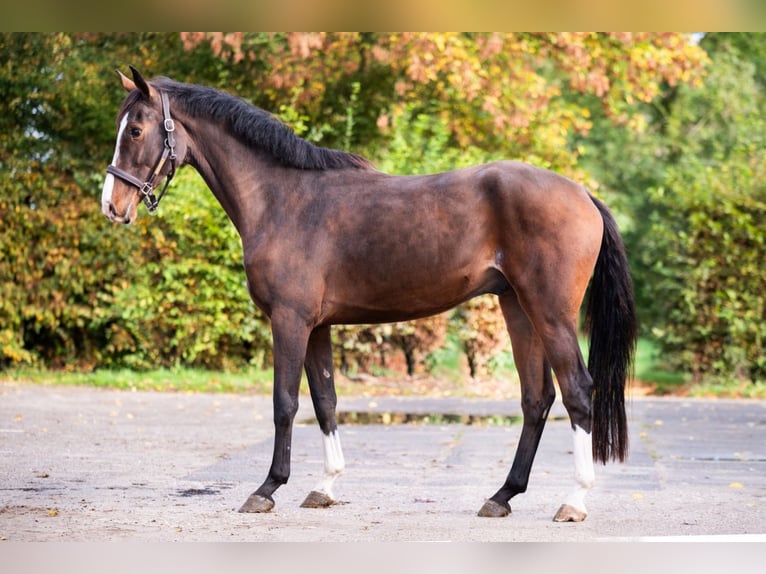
[[1, 382, 765, 541]]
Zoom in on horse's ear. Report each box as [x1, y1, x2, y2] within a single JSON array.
[[128, 65, 152, 99], [116, 69, 136, 93]]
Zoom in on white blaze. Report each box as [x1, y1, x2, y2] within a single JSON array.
[[102, 114, 128, 216]]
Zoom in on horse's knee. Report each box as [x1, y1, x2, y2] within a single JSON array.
[[521, 393, 555, 421], [274, 396, 299, 430]]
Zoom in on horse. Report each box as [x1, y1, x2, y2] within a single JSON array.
[[101, 66, 637, 522]]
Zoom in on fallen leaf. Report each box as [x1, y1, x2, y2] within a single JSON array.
[[631, 493, 644, 499], [47, 509, 59, 517], [729, 482, 744, 489], [654, 420, 664, 426]]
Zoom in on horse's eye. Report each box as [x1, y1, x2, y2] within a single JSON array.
[[129, 127, 142, 138]]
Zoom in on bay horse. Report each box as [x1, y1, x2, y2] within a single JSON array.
[[101, 67, 636, 522]]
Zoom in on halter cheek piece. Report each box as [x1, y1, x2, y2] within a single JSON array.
[[106, 90, 177, 214]]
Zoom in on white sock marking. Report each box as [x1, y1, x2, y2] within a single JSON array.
[[102, 114, 128, 216], [563, 425, 595, 513], [312, 430, 345, 499]]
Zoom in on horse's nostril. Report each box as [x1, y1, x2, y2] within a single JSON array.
[[109, 203, 118, 217]]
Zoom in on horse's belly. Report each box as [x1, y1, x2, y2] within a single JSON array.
[[322, 266, 509, 325]]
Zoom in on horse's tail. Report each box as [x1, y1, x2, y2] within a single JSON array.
[[584, 195, 637, 464]]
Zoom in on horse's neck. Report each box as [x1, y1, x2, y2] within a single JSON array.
[[184, 118, 279, 238]]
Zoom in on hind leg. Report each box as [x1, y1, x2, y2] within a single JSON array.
[[501, 253, 599, 521], [547, 330, 595, 522], [478, 290, 556, 517], [518, 299, 596, 522], [301, 325, 345, 508]]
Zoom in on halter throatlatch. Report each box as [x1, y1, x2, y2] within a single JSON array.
[[106, 90, 177, 214]]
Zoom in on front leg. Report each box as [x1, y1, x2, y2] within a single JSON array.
[[239, 309, 311, 513], [301, 325, 345, 508]]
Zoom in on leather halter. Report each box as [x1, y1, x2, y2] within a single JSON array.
[[106, 90, 177, 213]]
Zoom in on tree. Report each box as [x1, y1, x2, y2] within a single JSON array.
[[0, 33, 271, 369], [0, 33, 711, 375], [181, 33, 707, 175], [639, 35, 766, 383]]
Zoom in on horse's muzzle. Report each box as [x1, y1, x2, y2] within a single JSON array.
[[102, 199, 134, 225]]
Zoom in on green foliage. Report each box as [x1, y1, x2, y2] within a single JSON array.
[[11, 31, 758, 389], [7, 366, 274, 394], [375, 104, 492, 175], [0, 166, 270, 370], [100, 170, 271, 370], [645, 157, 766, 383], [582, 33, 766, 386], [1, 33, 272, 371], [636, 35, 766, 384], [450, 296, 508, 379]]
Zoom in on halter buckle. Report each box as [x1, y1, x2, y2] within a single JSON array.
[[142, 190, 160, 214], [165, 139, 177, 160], [140, 182, 155, 197]]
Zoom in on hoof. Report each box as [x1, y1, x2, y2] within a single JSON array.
[[238, 493, 275, 513], [477, 499, 511, 518], [300, 490, 335, 508], [553, 504, 587, 522]]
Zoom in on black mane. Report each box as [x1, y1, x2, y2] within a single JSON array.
[[147, 78, 372, 171]]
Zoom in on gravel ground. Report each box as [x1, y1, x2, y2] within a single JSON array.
[[2, 382, 765, 542]]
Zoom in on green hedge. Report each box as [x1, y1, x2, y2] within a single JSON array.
[[1, 169, 271, 370], [645, 153, 766, 383]]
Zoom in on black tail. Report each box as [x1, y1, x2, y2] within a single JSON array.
[[585, 195, 637, 464]]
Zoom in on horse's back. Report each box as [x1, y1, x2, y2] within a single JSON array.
[[306, 161, 600, 321], [476, 160, 594, 212]]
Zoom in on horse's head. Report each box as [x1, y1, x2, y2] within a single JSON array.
[[101, 67, 185, 224]]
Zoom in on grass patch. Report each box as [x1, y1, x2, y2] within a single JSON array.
[[5, 338, 764, 399], [687, 379, 766, 399], [3, 367, 275, 394], [630, 339, 766, 398], [633, 338, 689, 394], [425, 336, 469, 383]]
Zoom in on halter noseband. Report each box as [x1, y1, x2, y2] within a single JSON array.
[[106, 90, 177, 214]]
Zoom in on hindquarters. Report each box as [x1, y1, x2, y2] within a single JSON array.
[[486, 162, 605, 330], [486, 162, 636, 464]]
